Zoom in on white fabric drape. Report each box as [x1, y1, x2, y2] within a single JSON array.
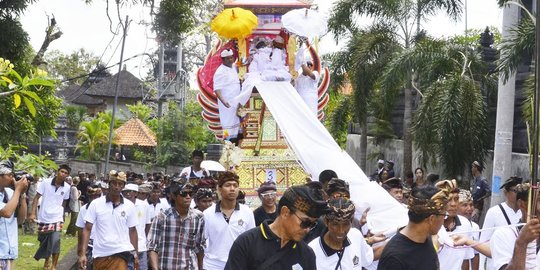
[[256, 81, 408, 232]]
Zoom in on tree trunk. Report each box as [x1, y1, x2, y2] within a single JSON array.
[[359, 114, 368, 171], [403, 83, 413, 177], [32, 17, 63, 67]]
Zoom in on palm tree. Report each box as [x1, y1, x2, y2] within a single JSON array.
[[329, 0, 463, 175], [380, 36, 494, 177], [75, 117, 110, 161], [326, 24, 399, 169]]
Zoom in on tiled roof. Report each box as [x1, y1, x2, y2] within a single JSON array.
[[114, 118, 157, 147], [57, 84, 104, 105]]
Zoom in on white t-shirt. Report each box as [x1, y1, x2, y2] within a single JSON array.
[[438, 215, 475, 270], [37, 177, 70, 223], [203, 201, 255, 270], [84, 196, 138, 258], [134, 199, 152, 252], [180, 166, 210, 179], [149, 198, 170, 221], [480, 202, 522, 270], [491, 226, 538, 270], [76, 204, 95, 243], [309, 228, 373, 270], [295, 71, 320, 94]]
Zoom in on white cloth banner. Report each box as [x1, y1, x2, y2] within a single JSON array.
[[256, 81, 408, 231]]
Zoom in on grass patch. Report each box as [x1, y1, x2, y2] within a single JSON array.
[[17, 215, 78, 269]]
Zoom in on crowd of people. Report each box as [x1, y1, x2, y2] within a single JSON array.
[[0, 152, 538, 269]]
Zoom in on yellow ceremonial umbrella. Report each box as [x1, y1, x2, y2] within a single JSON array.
[[211, 8, 258, 39]]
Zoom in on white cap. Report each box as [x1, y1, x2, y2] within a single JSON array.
[[123, 183, 139, 192], [377, 159, 385, 164], [220, 49, 234, 58], [274, 36, 284, 44]]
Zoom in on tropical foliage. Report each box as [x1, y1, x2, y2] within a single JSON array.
[[65, 105, 88, 130], [0, 58, 62, 146], [44, 49, 100, 85], [328, 0, 464, 174], [0, 145, 58, 178], [75, 112, 115, 161]]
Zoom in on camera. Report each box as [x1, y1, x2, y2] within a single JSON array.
[[14, 171, 34, 182]]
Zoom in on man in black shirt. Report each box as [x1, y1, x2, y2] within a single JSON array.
[[378, 183, 453, 270], [253, 181, 278, 226], [224, 184, 329, 270]]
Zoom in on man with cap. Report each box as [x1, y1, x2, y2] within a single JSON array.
[[194, 188, 214, 212], [213, 48, 242, 143], [377, 184, 451, 269], [76, 184, 102, 270], [30, 164, 71, 270], [137, 182, 153, 202], [180, 150, 210, 181], [470, 160, 491, 222], [253, 181, 278, 226], [224, 184, 329, 269], [203, 171, 255, 270], [123, 183, 152, 270], [147, 179, 205, 270], [79, 170, 139, 270], [433, 180, 474, 270], [309, 197, 376, 270], [0, 160, 28, 269], [456, 189, 481, 269], [478, 176, 522, 270], [371, 160, 385, 181], [382, 177, 404, 204]]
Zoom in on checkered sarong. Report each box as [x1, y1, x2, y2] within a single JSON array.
[[37, 222, 63, 233]]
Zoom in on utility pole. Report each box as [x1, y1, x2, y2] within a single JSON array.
[[157, 43, 165, 117], [176, 39, 184, 109], [530, 0, 540, 218], [490, 5, 520, 206], [104, 15, 129, 176]]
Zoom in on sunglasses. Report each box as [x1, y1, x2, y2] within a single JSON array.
[[261, 192, 277, 199], [178, 190, 194, 197], [292, 211, 318, 230]]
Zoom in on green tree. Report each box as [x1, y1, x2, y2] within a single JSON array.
[[125, 101, 154, 122], [44, 49, 100, 85], [382, 37, 494, 177], [329, 0, 463, 175], [65, 105, 88, 130], [0, 59, 62, 146], [154, 101, 216, 166], [75, 113, 114, 161]]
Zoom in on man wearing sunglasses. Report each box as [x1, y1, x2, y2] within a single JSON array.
[[224, 184, 329, 270], [253, 181, 278, 226], [147, 180, 205, 270]]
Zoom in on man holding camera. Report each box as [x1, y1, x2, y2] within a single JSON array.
[[29, 164, 71, 270], [0, 160, 29, 269]]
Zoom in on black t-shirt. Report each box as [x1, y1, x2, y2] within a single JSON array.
[[253, 206, 278, 226], [224, 221, 317, 270], [377, 230, 439, 270]]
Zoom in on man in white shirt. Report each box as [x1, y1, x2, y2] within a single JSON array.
[[309, 197, 374, 269], [457, 189, 481, 270], [180, 150, 210, 180], [213, 48, 242, 143], [295, 60, 320, 116], [29, 164, 71, 270], [147, 183, 170, 221], [480, 176, 523, 269], [434, 181, 474, 270], [203, 171, 255, 270], [122, 183, 152, 270], [490, 183, 540, 270], [79, 170, 139, 270], [76, 184, 102, 270]]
